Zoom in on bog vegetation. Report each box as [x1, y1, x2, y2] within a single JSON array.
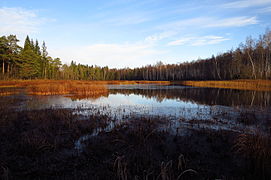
[[0, 95, 270, 179], [1, 30, 271, 81], [1, 26, 271, 180], [179, 80, 271, 91]]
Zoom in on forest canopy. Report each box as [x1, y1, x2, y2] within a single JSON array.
[[1, 30, 271, 80]]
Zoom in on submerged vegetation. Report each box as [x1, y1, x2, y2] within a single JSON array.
[[0, 94, 270, 179], [0, 82, 271, 179], [1, 79, 270, 98]]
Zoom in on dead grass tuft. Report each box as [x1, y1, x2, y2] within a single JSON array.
[[179, 80, 271, 91], [234, 132, 271, 177], [26, 81, 108, 98]]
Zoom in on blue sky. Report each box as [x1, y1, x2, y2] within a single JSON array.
[[0, 0, 271, 68]]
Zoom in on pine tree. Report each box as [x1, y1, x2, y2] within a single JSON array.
[[6, 35, 21, 77], [35, 40, 41, 56], [19, 36, 42, 79], [0, 36, 8, 76], [23, 36, 31, 50], [41, 41, 49, 78]]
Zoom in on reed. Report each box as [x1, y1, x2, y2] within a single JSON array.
[[179, 80, 271, 91], [114, 156, 128, 180], [0, 79, 170, 87], [0, 80, 170, 97], [233, 132, 271, 177], [27, 81, 108, 97], [0, 87, 19, 96], [0, 163, 9, 180]]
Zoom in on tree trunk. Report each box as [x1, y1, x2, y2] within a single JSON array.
[[214, 59, 221, 80], [2, 60, 4, 75], [247, 52, 257, 79]]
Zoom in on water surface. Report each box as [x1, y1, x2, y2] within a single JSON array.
[[2, 84, 271, 134]]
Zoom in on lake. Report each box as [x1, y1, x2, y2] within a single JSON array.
[[3, 84, 271, 134], [1, 83, 271, 179]]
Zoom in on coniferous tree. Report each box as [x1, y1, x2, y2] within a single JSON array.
[[19, 36, 42, 79], [0, 36, 8, 76]]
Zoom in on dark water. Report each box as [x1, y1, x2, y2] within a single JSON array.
[[2, 84, 271, 134], [1, 84, 271, 151]]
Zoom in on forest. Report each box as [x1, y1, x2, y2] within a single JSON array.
[[1, 30, 271, 81]]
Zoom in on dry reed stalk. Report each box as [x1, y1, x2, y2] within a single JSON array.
[[0, 163, 9, 180], [157, 160, 173, 180], [27, 81, 108, 98], [234, 133, 271, 160], [0, 79, 170, 88], [233, 132, 271, 176], [0, 87, 19, 96], [176, 169, 197, 180], [180, 80, 271, 91], [114, 156, 128, 180]]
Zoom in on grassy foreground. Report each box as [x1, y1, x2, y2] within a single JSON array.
[[0, 80, 271, 179], [179, 80, 271, 91], [0, 97, 270, 179]]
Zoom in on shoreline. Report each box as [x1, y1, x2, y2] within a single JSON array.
[[1, 79, 270, 91], [174, 80, 271, 91]]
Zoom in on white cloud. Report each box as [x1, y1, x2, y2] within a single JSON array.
[[161, 16, 258, 31], [258, 6, 271, 13], [222, 0, 271, 8], [167, 37, 193, 46], [168, 35, 229, 46], [161, 17, 207, 30], [105, 14, 150, 26], [0, 7, 47, 38], [205, 16, 258, 27], [50, 42, 165, 68], [145, 31, 177, 43]]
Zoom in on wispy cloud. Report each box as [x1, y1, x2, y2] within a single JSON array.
[[161, 17, 206, 30], [105, 14, 150, 26], [0, 7, 48, 38], [161, 16, 258, 31], [145, 31, 177, 43], [222, 0, 271, 8], [205, 16, 258, 27], [168, 35, 229, 46], [258, 6, 271, 13], [50, 42, 165, 68], [167, 37, 193, 46]]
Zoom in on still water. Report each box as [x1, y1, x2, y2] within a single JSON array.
[[3, 84, 271, 134]]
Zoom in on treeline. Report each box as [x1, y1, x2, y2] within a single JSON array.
[[0, 35, 62, 79], [1, 30, 271, 80], [118, 30, 271, 81]]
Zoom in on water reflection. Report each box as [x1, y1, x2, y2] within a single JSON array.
[[108, 85, 271, 109], [2, 84, 270, 134]]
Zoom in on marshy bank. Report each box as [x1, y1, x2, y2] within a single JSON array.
[[1, 79, 271, 92], [0, 104, 270, 179], [178, 80, 271, 91], [0, 80, 271, 179]]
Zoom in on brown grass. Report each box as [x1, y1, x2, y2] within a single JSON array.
[[27, 82, 108, 98], [0, 80, 170, 98], [234, 132, 271, 177], [0, 87, 19, 96], [178, 80, 271, 91], [0, 79, 170, 87], [1, 79, 270, 91]]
